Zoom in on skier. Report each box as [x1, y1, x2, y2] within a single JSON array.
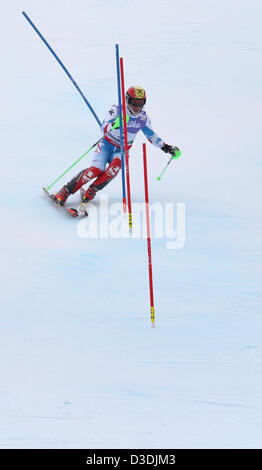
[[52, 86, 180, 206]]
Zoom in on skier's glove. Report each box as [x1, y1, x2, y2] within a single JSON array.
[[161, 143, 180, 156]]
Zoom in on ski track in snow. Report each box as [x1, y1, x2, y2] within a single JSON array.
[[0, 0, 261, 449]]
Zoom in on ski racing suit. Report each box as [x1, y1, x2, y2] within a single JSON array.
[[65, 104, 165, 201]]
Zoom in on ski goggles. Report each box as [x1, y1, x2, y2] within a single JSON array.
[[128, 98, 146, 107]]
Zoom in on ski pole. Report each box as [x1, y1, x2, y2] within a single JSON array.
[[157, 149, 181, 181], [22, 11, 101, 127], [45, 116, 126, 191]]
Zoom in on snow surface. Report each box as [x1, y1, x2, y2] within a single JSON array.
[[0, 0, 261, 449]]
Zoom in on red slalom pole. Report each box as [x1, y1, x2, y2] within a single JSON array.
[[120, 57, 132, 232], [143, 143, 155, 327]]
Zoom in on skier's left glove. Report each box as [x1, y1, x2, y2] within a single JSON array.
[[161, 143, 180, 156]]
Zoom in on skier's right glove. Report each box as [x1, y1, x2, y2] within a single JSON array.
[[161, 143, 180, 156]]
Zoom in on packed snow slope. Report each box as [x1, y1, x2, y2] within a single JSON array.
[[0, 0, 261, 448]]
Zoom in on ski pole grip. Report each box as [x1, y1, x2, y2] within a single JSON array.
[[171, 149, 181, 159]]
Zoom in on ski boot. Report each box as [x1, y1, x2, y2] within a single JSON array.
[[81, 185, 98, 203], [51, 186, 70, 206]]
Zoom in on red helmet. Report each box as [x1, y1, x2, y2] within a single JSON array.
[[126, 86, 146, 106]]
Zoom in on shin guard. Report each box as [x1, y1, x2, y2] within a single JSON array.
[[83, 158, 122, 201], [66, 166, 102, 194]]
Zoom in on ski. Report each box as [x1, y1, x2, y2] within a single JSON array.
[[43, 188, 88, 218]]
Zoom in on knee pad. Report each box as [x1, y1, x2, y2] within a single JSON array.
[[83, 166, 103, 181], [107, 158, 121, 176]]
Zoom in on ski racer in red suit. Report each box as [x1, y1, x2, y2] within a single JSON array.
[[52, 86, 179, 205]]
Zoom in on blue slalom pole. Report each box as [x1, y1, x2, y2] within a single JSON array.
[[22, 11, 101, 127], [115, 44, 127, 211]]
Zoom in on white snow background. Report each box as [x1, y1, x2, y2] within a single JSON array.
[[0, 0, 261, 449]]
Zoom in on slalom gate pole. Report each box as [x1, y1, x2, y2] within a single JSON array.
[[45, 119, 121, 191], [22, 11, 101, 127], [120, 57, 132, 232], [115, 45, 127, 213], [143, 143, 155, 327]]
